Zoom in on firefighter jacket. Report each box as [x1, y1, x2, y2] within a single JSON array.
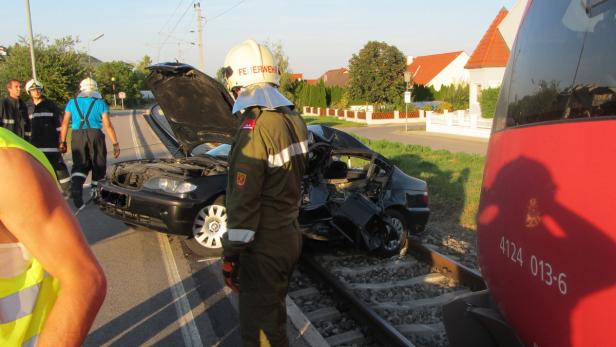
[[26, 98, 63, 153], [0, 127, 60, 347], [0, 97, 30, 140], [223, 106, 308, 256]]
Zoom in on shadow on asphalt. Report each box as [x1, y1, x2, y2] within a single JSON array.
[[85, 257, 241, 346]]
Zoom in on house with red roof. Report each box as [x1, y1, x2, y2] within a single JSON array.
[[291, 73, 304, 82], [407, 51, 469, 91], [466, 0, 530, 114], [318, 68, 349, 88]]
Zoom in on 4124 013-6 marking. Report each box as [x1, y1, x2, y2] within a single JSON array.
[[499, 236, 568, 296]]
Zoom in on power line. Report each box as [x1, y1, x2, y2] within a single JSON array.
[[158, 0, 195, 61], [158, 0, 188, 35], [204, 0, 247, 24]]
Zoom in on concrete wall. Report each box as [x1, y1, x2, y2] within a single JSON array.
[[429, 52, 470, 91], [302, 107, 426, 126]]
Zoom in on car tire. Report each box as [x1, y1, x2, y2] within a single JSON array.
[[184, 195, 227, 258], [375, 208, 409, 257]]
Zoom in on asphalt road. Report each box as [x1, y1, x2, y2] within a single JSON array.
[[343, 123, 489, 155], [72, 110, 242, 346]]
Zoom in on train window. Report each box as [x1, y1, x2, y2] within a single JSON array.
[[566, 1, 616, 119], [494, 0, 616, 130]]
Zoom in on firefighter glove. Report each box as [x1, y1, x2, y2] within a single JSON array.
[[222, 255, 240, 293], [113, 143, 121, 158], [58, 141, 67, 154]]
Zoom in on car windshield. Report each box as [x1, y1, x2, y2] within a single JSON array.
[[199, 143, 231, 158]]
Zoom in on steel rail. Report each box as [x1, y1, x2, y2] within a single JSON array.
[[300, 253, 417, 347]]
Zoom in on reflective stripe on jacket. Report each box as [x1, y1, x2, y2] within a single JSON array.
[[0, 127, 60, 347]]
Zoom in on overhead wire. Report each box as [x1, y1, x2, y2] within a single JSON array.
[[158, 0, 196, 61], [204, 0, 247, 24]]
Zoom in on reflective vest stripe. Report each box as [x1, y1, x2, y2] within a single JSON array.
[[2, 119, 15, 125], [0, 284, 40, 324], [38, 148, 59, 153], [71, 172, 87, 178], [28, 112, 53, 119], [267, 140, 308, 168], [59, 177, 72, 184], [22, 335, 38, 347], [228, 228, 255, 243]]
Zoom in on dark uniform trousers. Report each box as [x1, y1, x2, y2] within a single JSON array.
[[239, 221, 302, 347], [71, 128, 107, 201]]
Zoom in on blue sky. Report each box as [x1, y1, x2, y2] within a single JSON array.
[[1, 0, 516, 78]]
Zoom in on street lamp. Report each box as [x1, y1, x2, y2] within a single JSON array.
[[87, 33, 104, 75], [111, 77, 117, 108]]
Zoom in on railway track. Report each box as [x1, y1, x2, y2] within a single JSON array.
[[290, 239, 485, 346]]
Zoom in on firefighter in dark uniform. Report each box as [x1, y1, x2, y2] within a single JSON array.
[[25, 79, 71, 195], [59, 78, 120, 211], [221, 39, 309, 347], [1, 79, 30, 140]]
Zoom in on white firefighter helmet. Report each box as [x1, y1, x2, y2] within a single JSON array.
[[79, 77, 98, 92], [25, 79, 44, 92], [223, 39, 280, 91]]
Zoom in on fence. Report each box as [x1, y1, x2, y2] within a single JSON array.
[[302, 106, 425, 125], [426, 110, 493, 138]]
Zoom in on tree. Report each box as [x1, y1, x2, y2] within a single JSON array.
[[0, 36, 89, 104], [265, 41, 300, 102], [135, 55, 153, 75], [348, 41, 406, 105], [94, 61, 143, 107]]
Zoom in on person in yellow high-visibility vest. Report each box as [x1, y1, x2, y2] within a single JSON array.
[[0, 127, 107, 346]]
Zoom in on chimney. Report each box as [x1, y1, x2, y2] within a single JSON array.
[[407, 55, 414, 65]]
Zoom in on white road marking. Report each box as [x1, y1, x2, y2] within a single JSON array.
[[157, 233, 204, 347], [129, 110, 143, 160]]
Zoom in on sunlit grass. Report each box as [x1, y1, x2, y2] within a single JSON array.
[[303, 116, 365, 128]]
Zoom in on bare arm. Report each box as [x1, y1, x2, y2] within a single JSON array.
[[60, 111, 70, 143], [0, 149, 107, 346], [102, 112, 118, 145]]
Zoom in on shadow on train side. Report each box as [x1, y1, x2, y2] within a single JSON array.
[[446, 156, 616, 346]]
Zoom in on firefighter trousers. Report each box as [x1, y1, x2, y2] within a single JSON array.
[[44, 152, 71, 194], [70, 129, 107, 205], [238, 221, 302, 347]]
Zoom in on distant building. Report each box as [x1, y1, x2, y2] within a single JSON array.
[[407, 51, 470, 91], [466, 0, 529, 115], [319, 68, 349, 88], [291, 73, 304, 82]]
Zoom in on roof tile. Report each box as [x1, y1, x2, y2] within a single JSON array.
[[465, 7, 510, 69]]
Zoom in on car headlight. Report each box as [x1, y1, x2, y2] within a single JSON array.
[[143, 177, 197, 194]]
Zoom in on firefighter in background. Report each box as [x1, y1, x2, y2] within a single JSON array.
[[221, 39, 309, 346], [25, 79, 71, 196], [59, 78, 120, 211], [1, 79, 30, 140]]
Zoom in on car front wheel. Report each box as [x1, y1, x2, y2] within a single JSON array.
[[185, 196, 227, 257]]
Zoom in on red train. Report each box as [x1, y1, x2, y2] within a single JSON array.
[[444, 1, 616, 346]]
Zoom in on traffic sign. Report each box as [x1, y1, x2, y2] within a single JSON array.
[[404, 91, 411, 104], [118, 92, 126, 99]]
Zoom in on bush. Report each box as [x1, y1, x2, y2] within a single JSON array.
[[479, 87, 501, 118], [434, 83, 469, 110]]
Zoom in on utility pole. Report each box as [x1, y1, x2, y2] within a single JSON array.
[[24, 0, 37, 80], [194, 2, 205, 72]]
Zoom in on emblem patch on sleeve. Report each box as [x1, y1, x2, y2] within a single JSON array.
[[236, 172, 247, 188], [241, 119, 256, 130]]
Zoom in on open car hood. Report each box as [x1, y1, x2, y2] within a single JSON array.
[[308, 125, 371, 151], [146, 63, 240, 151]]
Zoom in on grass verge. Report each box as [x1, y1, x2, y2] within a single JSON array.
[[303, 116, 365, 128], [358, 137, 485, 231]]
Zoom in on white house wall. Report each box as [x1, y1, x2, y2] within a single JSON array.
[[468, 67, 506, 114], [428, 52, 470, 91]]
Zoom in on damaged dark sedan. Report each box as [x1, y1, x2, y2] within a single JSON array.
[[95, 63, 429, 257]]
